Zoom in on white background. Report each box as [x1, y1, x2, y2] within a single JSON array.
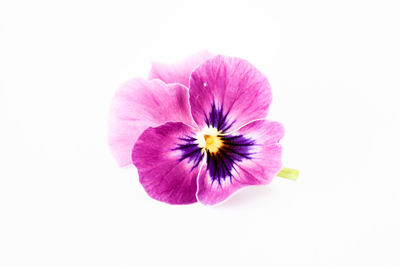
[[1, 0, 399, 266]]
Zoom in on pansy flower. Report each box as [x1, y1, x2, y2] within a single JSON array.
[[109, 52, 297, 205]]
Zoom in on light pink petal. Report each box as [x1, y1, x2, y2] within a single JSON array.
[[148, 51, 213, 87], [132, 122, 202, 204], [196, 120, 284, 205], [108, 78, 196, 167], [189, 55, 272, 131]]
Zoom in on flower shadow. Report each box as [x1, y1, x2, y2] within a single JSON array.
[[215, 184, 280, 209]]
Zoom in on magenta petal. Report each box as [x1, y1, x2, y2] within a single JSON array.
[[189, 55, 272, 131], [148, 51, 213, 87], [108, 78, 196, 167], [196, 120, 284, 205], [132, 122, 202, 204]]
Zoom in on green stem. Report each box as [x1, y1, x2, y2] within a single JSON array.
[[277, 167, 299, 181]]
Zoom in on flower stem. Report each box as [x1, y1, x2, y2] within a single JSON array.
[[277, 167, 299, 181]]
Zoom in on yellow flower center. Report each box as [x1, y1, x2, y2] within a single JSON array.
[[196, 127, 223, 154], [204, 134, 223, 153]]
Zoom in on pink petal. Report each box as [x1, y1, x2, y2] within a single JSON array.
[[189, 55, 272, 131], [196, 120, 284, 205], [148, 51, 213, 87], [132, 122, 203, 204], [108, 78, 196, 167]]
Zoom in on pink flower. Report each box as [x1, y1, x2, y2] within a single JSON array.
[[109, 52, 284, 205]]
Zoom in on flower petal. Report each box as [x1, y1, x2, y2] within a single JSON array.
[[189, 55, 272, 132], [132, 122, 203, 204], [196, 120, 284, 205], [108, 78, 196, 167], [148, 51, 213, 87]]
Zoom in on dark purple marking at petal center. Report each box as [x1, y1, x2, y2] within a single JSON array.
[[173, 135, 204, 171], [174, 102, 256, 185], [205, 134, 255, 184], [204, 102, 235, 133]]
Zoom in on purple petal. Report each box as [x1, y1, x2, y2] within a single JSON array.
[[196, 120, 284, 205], [148, 51, 213, 87], [108, 78, 196, 167], [132, 122, 202, 204], [189, 55, 272, 131]]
